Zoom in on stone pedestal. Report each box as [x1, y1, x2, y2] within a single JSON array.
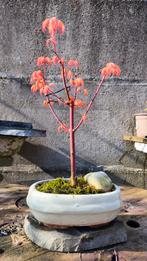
[[24, 215, 127, 253]]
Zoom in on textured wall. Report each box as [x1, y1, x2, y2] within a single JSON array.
[[0, 0, 147, 174]]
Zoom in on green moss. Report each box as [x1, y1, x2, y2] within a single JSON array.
[[36, 177, 114, 194]]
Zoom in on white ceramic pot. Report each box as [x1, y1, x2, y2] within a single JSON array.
[[26, 179, 121, 227]]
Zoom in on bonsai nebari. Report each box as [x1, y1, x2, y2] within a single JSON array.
[[30, 17, 121, 188]]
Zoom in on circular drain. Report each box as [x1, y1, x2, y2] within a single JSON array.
[[126, 219, 140, 229], [15, 197, 28, 211]]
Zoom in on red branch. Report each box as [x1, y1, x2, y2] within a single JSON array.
[[53, 50, 70, 101], [69, 102, 76, 185], [48, 101, 68, 129], [61, 62, 70, 101], [74, 76, 105, 132]]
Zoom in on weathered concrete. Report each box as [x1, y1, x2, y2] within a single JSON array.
[[1, 164, 147, 189], [105, 165, 147, 189], [0, 136, 25, 157], [0, 1, 147, 176], [24, 215, 127, 252]]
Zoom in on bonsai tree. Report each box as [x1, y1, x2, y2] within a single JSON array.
[[26, 17, 122, 231], [30, 17, 121, 187]]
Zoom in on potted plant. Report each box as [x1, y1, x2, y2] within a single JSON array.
[[26, 17, 121, 227]]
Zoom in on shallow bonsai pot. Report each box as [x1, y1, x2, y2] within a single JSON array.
[[26, 179, 121, 227]]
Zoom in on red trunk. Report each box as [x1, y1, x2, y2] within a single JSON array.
[[69, 102, 76, 186]]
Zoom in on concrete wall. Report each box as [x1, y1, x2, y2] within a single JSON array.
[[0, 0, 147, 176]]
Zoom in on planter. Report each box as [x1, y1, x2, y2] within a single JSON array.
[[26, 179, 121, 227], [135, 113, 147, 138]]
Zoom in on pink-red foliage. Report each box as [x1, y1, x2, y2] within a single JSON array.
[[31, 17, 121, 130]]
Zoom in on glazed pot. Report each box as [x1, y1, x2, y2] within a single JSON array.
[[135, 113, 147, 138], [26, 179, 121, 227]]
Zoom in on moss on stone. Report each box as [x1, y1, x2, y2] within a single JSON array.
[[36, 177, 114, 194]]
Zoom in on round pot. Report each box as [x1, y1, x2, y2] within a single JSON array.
[[135, 113, 147, 138], [26, 179, 121, 227]]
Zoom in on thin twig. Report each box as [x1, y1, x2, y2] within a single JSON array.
[[45, 88, 65, 104], [74, 86, 78, 100], [48, 99, 58, 103], [46, 86, 71, 96]]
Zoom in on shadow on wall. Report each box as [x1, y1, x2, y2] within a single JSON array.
[[19, 142, 131, 186], [19, 142, 69, 177], [58, 147, 101, 173], [85, 127, 145, 167], [19, 141, 100, 177]]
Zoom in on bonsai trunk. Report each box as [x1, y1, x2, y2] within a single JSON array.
[[70, 102, 76, 186]]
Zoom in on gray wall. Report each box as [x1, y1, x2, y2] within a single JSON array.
[[0, 0, 147, 174]]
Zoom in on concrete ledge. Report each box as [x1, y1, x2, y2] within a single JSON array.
[[0, 164, 147, 189], [104, 165, 147, 189], [0, 165, 52, 185]]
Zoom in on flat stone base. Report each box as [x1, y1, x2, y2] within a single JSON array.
[[24, 214, 127, 253]]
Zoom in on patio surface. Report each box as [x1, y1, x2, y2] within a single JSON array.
[[0, 183, 147, 261]]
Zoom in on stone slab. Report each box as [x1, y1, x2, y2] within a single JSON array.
[[0, 120, 46, 137], [0, 127, 46, 137], [24, 215, 127, 253], [0, 120, 32, 129]]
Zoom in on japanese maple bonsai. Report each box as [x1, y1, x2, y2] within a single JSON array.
[[26, 17, 121, 227], [30, 17, 120, 187]]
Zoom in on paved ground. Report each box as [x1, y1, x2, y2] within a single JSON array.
[[0, 183, 147, 261]]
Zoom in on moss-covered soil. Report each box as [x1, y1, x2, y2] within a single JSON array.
[[36, 177, 115, 194]]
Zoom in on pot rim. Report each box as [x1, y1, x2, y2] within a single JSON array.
[[29, 178, 119, 197]]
